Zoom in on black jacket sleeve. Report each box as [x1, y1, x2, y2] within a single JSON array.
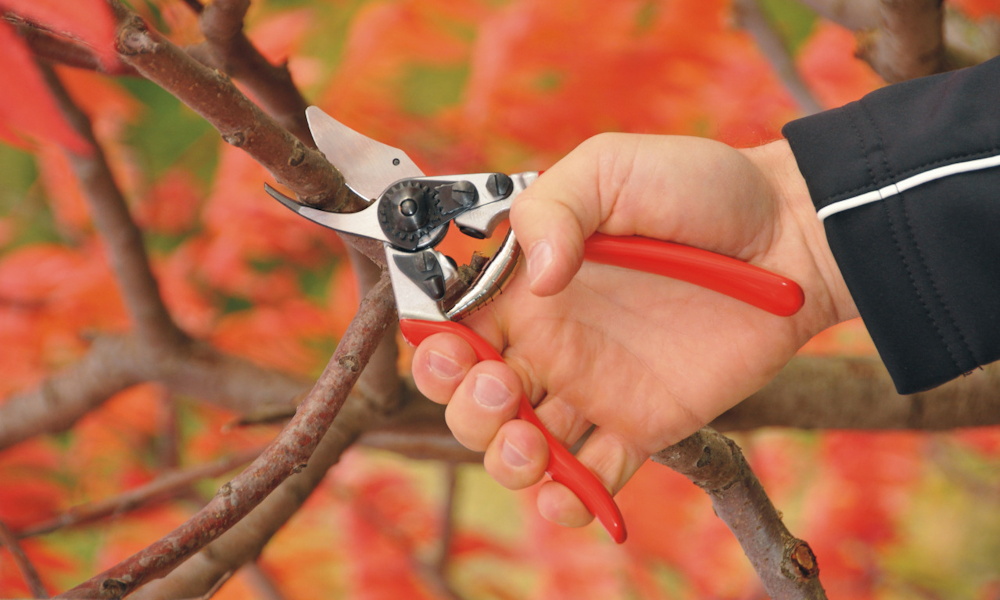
[[782, 56, 1000, 394]]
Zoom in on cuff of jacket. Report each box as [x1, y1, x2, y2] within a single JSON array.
[[782, 59, 1000, 394]]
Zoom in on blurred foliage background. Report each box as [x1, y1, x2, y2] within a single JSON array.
[[3, 0, 1000, 598]]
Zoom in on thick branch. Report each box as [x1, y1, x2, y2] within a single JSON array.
[[0, 336, 142, 449], [371, 355, 1000, 463], [714, 356, 1000, 432], [111, 5, 353, 213], [58, 274, 395, 599], [654, 429, 827, 600], [857, 0, 947, 82], [0, 334, 309, 451]]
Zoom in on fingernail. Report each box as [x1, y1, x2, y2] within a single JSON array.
[[527, 240, 553, 288], [427, 351, 462, 379], [502, 439, 530, 467], [473, 374, 512, 408]]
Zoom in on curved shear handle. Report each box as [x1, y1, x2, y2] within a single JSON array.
[[399, 318, 628, 544], [584, 234, 804, 316]]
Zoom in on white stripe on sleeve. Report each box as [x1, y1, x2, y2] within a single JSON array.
[[817, 153, 1000, 222]]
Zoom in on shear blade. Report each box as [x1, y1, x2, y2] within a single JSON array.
[[305, 106, 425, 201]]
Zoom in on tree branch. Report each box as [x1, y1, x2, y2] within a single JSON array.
[[734, 0, 824, 114], [190, 0, 313, 145], [58, 274, 396, 599], [0, 520, 48, 598], [9, 16, 135, 75], [16, 448, 263, 539], [110, 4, 355, 214], [128, 258, 403, 598], [856, 0, 947, 82], [654, 429, 827, 600], [0, 333, 311, 451], [0, 336, 142, 450], [714, 355, 1000, 432], [42, 63, 189, 351]]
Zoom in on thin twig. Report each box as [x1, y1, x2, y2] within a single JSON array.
[[17, 448, 263, 539], [9, 16, 135, 75], [733, 0, 824, 114], [191, 0, 313, 144], [435, 463, 460, 578], [0, 520, 49, 598], [40, 62, 189, 350], [654, 429, 827, 600], [127, 272, 402, 599]]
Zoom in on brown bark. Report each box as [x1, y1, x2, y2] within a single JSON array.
[[190, 0, 313, 145], [716, 356, 1000, 432], [111, 5, 352, 213], [654, 429, 827, 600], [857, 0, 947, 83]]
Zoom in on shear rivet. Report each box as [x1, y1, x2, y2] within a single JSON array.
[[400, 199, 418, 216]]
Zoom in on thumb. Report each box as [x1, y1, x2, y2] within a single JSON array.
[[510, 133, 635, 296]]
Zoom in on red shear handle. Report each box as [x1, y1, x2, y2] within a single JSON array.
[[584, 234, 804, 316], [400, 318, 628, 544]]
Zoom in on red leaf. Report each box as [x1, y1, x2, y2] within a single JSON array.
[[0, 21, 91, 154]]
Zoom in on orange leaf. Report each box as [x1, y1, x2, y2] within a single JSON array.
[[798, 23, 884, 109]]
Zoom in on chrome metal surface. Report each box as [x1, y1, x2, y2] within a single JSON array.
[[445, 229, 522, 321], [306, 106, 425, 200], [265, 183, 386, 241], [452, 172, 538, 238], [386, 246, 455, 322]]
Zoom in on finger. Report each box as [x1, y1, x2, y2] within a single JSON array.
[[443, 361, 522, 452], [535, 427, 646, 528], [483, 419, 549, 490], [411, 333, 479, 405], [510, 133, 639, 296], [532, 395, 593, 449]]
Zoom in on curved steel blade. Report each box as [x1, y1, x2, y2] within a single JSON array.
[[265, 183, 384, 240], [306, 106, 425, 201]]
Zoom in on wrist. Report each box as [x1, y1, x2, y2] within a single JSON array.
[[742, 139, 859, 338]]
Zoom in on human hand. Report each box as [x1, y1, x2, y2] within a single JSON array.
[[411, 133, 856, 529]]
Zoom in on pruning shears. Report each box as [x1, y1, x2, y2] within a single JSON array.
[[266, 107, 805, 544]]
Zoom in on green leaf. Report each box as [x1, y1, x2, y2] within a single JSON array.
[[757, 0, 817, 55], [400, 64, 470, 117], [118, 78, 218, 180]]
